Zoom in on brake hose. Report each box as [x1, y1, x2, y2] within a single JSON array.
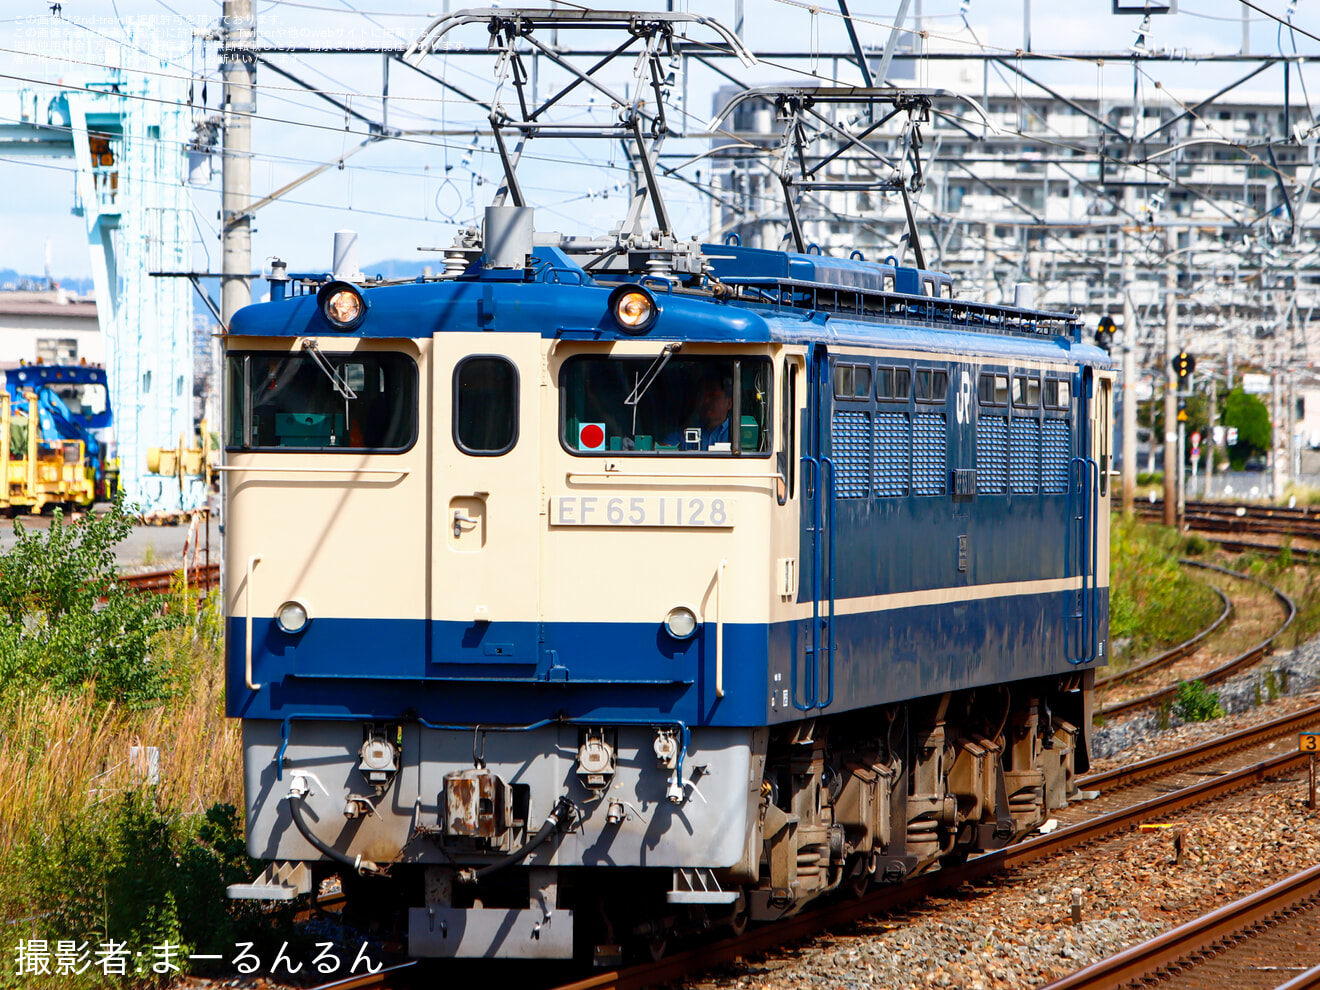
[[459, 796, 573, 885], [288, 792, 382, 876]]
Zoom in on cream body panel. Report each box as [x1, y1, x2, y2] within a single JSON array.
[[541, 339, 784, 627], [431, 333, 542, 625], [224, 336, 431, 622]]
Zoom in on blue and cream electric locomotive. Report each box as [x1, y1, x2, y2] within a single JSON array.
[[223, 204, 1111, 960]]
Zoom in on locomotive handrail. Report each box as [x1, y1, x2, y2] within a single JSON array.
[[1084, 457, 1100, 662], [715, 558, 727, 699], [245, 554, 263, 691], [566, 472, 781, 482], [215, 466, 412, 475], [819, 456, 837, 710], [1067, 457, 1100, 665], [794, 453, 820, 712]]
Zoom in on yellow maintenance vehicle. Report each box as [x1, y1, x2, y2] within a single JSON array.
[[0, 389, 97, 513]]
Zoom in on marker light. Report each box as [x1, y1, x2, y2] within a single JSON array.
[[609, 284, 658, 334], [276, 600, 310, 634], [316, 280, 367, 330], [664, 606, 699, 640]]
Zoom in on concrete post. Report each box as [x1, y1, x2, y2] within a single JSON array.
[[222, 0, 255, 326], [1121, 236, 1137, 515], [1164, 253, 1178, 527], [1273, 365, 1285, 501]]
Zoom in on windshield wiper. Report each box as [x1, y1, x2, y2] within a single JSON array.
[[301, 339, 358, 400], [624, 342, 681, 407]]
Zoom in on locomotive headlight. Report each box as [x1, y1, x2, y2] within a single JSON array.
[[276, 599, 311, 634], [663, 605, 699, 640], [609, 284, 658, 334], [316, 280, 367, 330]]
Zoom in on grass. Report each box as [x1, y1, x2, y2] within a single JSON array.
[[0, 612, 241, 864], [0, 508, 300, 988], [1108, 515, 1224, 667], [0, 586, 266, 990]]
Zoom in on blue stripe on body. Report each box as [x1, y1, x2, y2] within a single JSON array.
[[227, 588, 1107, 726]]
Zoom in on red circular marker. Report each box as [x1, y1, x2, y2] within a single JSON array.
[[580, 424, 605, 448]]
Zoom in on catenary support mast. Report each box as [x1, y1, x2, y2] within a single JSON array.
[[222, 0, 254, 325]]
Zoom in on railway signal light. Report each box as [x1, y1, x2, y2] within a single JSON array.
[[1095, 316, 1115, 353], [1171, 350, 1195, 382]]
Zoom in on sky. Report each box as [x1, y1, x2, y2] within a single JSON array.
[[0, 0, 1313, 284]]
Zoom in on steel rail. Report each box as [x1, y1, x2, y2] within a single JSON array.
[[1136, 500, 1320, 541], [308, 962, 417, 990], [1097, 560, 1295, 720], [1096, 582, 1231, 690], [1278, 963, 1320, 990], [1080, 700, 1320, 793], [118, 562, 220, 593], [1038, 861, 1320, 990], [549, 750, 1311, 990]]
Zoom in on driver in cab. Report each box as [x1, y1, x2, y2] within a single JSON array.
[[668, 377, 732, 451]]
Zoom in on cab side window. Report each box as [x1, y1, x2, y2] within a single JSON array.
[[454, 356, 518, 455]]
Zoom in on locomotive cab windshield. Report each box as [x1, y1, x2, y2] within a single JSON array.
[[560, 353, 772, 455], [226, 350, 418, 452]]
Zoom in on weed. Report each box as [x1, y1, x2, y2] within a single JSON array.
[[1264, 667, 1280, 702], [1173, 680, 1226, 722], [1156, 699, 1172, 730], [1279, 538, 1294, 570]]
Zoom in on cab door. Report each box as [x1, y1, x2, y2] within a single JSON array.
[[429, 333, 543, 670]]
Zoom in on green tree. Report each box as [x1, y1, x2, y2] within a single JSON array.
[[1221, 386, 1271, 468]]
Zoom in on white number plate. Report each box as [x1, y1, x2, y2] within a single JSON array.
[[550, 495, 735, 528]]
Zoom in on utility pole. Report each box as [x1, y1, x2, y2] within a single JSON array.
[[1121, 235, 1137, 515], [1163, 248, 1178, 527], [222, 0, 255, 326], [1272, 363, 1284, 501]]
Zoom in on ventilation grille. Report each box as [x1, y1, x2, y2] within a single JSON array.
[[1043, 419, 1070, 494], [873, 412, 911, 497], [831, 410, 871, 498], [913, 413, 947, 496], [1011, 418, 1041, 494], [977, 416, 1009, 493]]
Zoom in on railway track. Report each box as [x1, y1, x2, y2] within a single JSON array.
[[118, 562, 219, 592], [1135, 500, 1320, 543], [543, 706, 1320, 990], [308, 962, 418, 990], [1096, 560, 1295, 720], [1040, 861, 1320, 989]]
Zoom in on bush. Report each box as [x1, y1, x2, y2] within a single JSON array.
[[1173, 679, 1225, 722], [0, 501, 187, 707], [3, 795, 293, 988]]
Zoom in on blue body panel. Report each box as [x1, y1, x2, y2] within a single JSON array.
[[228, 248, 1111, 734], [226, 586, 1108, 727]]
